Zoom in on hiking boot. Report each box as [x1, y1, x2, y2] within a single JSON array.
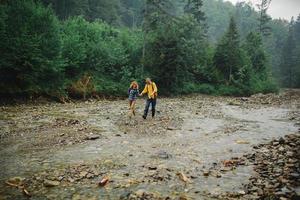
[[142, 115, 146, 119]]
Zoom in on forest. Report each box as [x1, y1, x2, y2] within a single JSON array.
[[0, 0, 299, 99]]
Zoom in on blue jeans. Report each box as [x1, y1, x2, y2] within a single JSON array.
[[143, 98, 156, 118]]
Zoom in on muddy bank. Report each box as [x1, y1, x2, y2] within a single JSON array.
[[0, 90, 299, 199]]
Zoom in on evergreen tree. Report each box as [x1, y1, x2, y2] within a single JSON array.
[[243, 32, 267, 75], [143, 0, 209, 94], [213, 17, 244, 84], [119, 0, 144, 28], [257, 0, 272, 37], [41, 0, 89, 20], [184, 0, 205, 24], [87, 0, 121, 24], [235, 2, 259, 39], [42, 0, 121, 24], [280, 16, 300, 88], [294, 15, 300, 87]]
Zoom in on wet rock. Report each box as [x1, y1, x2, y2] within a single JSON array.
[[203, 171, 210, 176], [240, 97, 248, 101], [166, 126, 177, 130], [79, 171, 88, 178], [44, 180, 60, 187], [85, 134, 100, 140], [148, 166, 157, 170], [290, 173, 300, 179], [58, 176, 64, 181], [210, 170, 222, 178], [7, 177, 25, 185], [238, 190, 246, 195], [244, 134, 300, 199], [135, 189, 146, 197], [278, 137, 285, 144], [68, 178, 75, 183], [179, 195, 188, 200], [156, 150, 171, 159], [120, 191, 131, 199]]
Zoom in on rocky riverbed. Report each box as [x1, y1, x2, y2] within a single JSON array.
[[0, 90, 299, 200]]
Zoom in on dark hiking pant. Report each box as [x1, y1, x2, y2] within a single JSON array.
[[143, 98, 156, 118]]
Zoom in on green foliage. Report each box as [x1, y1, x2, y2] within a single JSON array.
[[143, 0, 208, 95], [243, 32, 267, 75], [213, 17, 277, 95], [213, 17, 245, 83], [257, 0, 272, 37], [61, 16, 143, 96], [0, 0, 64, 96], [279, 16, 300, 88], [184, 0, 206, 24], [145, 21, 189, 95], [182, 83, 216, 94], [0, 0, 290, 99], [41, 0, 121, 24], [216, 85, 243, 96]]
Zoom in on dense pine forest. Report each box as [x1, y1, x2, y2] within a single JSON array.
[[0, 0, 299, 99]]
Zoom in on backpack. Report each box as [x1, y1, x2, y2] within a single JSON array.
[[151, 82, 158, 98]]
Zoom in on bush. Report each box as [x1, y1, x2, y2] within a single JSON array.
[[181, 83, 216, 95], [0, 0, 64, 96], [250, 75, 279, 94], [216, 85, 243, 96], [61, 16, 143, 96]]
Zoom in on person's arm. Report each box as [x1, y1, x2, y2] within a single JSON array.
[[140, 85, 147, 96]]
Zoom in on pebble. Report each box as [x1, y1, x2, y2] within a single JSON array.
[[44, 180, 60, 187], [244, 134, 300, 199], [85, 134, 100, 140], [203, 171, 210, 176]]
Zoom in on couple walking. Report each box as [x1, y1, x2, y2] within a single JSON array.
[[128, 78, 158, 119]]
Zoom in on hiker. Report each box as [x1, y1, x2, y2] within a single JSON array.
[[128, 81, 139, 117], [139, 78, 158, 119]]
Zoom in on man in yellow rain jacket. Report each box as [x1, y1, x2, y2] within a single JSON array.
[[140, 78, 158, 119]]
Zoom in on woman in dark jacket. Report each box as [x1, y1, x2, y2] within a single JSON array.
[[128, 81, 139, 117]]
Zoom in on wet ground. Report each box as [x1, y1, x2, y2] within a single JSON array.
[[0, 90, 299, 200]]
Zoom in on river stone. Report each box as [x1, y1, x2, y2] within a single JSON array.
[[156, 150, 171, 159], [203, 171, 210, 176], [167, 126, 176, 130], [120, 191, 131, 199], [85, 134, 100, 140], [44, 180, 60, 187], [79, 171, 88, 178], [135, 189, 146, 197], [148, 166, 157, 170], [278, 137, 285, 144], [7, 177, 25, 185]]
